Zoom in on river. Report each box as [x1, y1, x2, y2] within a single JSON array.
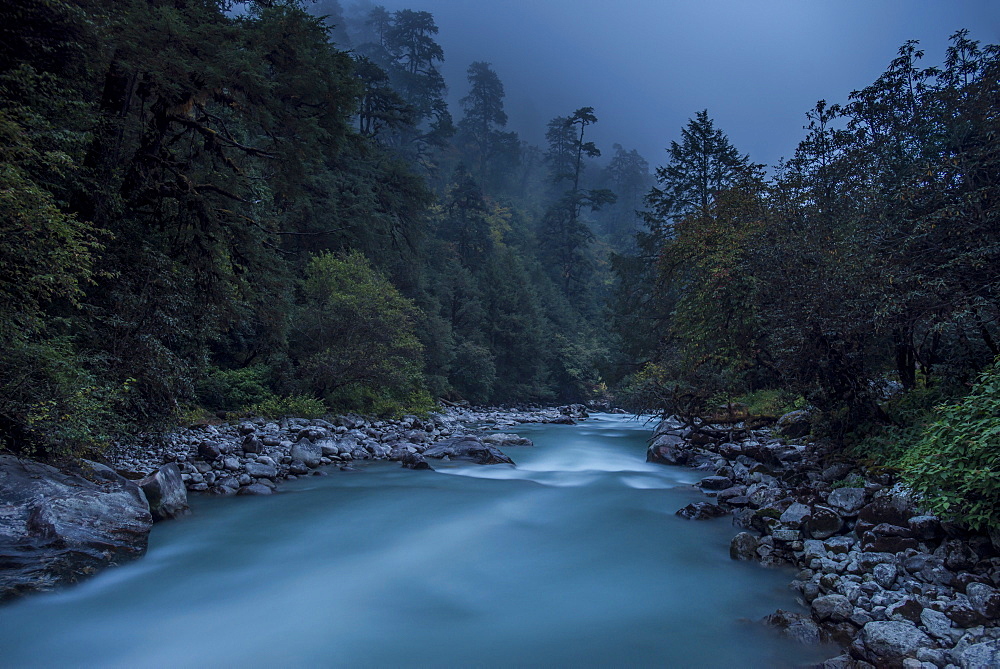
[[0, 414, 831, 667]]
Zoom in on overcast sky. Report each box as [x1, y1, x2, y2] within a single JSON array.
[[358, 0, 1000, 170]]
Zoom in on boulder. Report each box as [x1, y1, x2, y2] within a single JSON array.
[[422, 437, 514, 465], [401, 452, 432, 470], [138, 463, 189, 521], [813, 594, 853, 622], [675, 502, 729, 520], [775, 409, 812, 438], [245, 462, 278, 479], [0, 456, 153, 602], [966, 582, 1000, 619], [699, 475, 733, 491], [804, 506, 843, 540], [761, 610, 822, 645], [852, 621, 933, 667], [827, 487, 867, 516], [236, 483, 273, 496], [730, 532, 759, 560], [290, 438, 323, 468], [481, 433, 534, 448], [957, 639, 1000, 669], [647, 435, 689, 466]]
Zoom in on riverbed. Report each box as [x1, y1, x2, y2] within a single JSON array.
[[0, 414, 830, 667]]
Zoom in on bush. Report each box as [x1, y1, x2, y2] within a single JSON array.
[[291, 251, 428, 415], [243, 394, 327, 420], [195, 364, 274, 413], [900, 359, 1000, 531]]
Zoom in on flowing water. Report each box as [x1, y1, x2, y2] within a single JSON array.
[[0, 415, 831, 667]]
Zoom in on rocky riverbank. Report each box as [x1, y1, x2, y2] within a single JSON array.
[[647, 414, 1000, 668], [0, 404, 589, 602]]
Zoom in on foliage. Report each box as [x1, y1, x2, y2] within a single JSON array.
[[244, 395, 327, 420], [292, 251, 427, 414], [901, 359, 1000, 531]]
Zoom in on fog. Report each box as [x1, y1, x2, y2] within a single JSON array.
[[340, 0, 999, 168]]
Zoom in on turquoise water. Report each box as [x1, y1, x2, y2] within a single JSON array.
[[0, 415, 828, 667]]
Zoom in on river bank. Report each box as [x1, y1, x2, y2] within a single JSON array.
[[646, 414, 1000, 667], [0, 404, 590, 602]]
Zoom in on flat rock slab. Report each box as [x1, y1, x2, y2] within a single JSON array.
[[0, 456, 152, 602], [422, 437, 514, 465]]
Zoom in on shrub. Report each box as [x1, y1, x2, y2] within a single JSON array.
[[290, 251, 428, 415], [244, 394, 327, 420], [900, 359, 1000, 531]]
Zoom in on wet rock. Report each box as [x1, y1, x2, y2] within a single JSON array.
[[675, 502, 729, 520], [646, 434, 688, 466], [401, 452, 432, 470], [730, 532, 759, 560], [138, 463, 189, 521], [853, 621, 933, 667], [482, 433, 533, 448], [761, 609, 822, 645], [236, 483, 273, 496], [699, 475, 733, 491], [907, 515, 943, 542], [423, 436, 514, 465], [0, 456, 153, 602]]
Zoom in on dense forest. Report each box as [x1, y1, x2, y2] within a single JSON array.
[[1, 2, 998, 526]]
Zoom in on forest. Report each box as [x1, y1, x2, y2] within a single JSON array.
[[1, 2, 998, 528]]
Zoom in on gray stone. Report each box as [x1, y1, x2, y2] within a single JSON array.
[[0, 456, 153, 602], [776, 409, 812, 438], [813, 594, 854, 622], [699, 475, 733, 490], [223, 456, 241, 472], [290, 438, 323, 468], [481, 433, 534, 448], [958, 639, 1000, 669], [423, 436, 514, 465], [780, 502, 812, 528], [856, 621, 933, 667], [824, 535, 856, 554], [730, 532, 759, 560], [828, 487, 867, 516], [966, 582, 1000, 619], [241, 435, 264, 454], [198, 440, 223, 461], [646, 434, 688, 466], [919, 608, 952, 642], [874, 563, 898, 589], [245, 462, 278, 479], [805, 505, 843, 540], [139, 463, 189, 522], [761, 609, 822, 645], [676, 502, 729, 521], [772, 528, 801, 542], [236, 483, 273, 496]]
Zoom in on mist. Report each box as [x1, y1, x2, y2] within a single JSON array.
[[334, 0, 999, 168]]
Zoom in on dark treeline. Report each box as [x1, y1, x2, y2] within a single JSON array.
[[4, 2, 1000, 528], [610, 33, 1000, 530], [0, 0, 648, 457]]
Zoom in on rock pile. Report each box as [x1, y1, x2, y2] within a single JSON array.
[[648, 414, 1000, 668]]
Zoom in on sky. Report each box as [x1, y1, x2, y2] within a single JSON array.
[[349, 0, 1000, 170]]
